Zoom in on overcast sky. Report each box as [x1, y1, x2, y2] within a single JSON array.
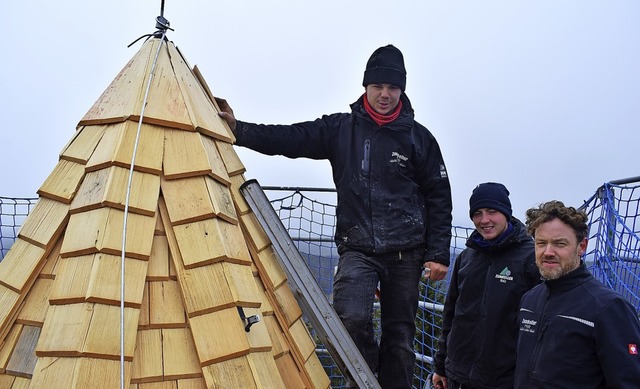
[[2, 1, 638, 225]]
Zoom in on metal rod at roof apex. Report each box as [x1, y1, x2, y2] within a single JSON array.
[[608, 176, 640, 185], [261, 185, 336, 193]]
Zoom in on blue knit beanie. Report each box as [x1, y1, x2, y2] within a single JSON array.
[[469, 182, 512, 220]]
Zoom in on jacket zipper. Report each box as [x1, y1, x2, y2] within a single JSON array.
[[361, 139, 370, 174]]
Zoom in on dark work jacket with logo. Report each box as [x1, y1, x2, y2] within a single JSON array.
[[234, 94, 452, 264], [515, 263, 640, 388], [433, 218, 540, 388]]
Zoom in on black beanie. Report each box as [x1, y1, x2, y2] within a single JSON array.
[[469, 182, 513, 220], [362, 44, 407, 91]]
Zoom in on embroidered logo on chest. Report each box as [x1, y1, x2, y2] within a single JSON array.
[[390, 151, 408, 167], [495, 266, 514, 283]]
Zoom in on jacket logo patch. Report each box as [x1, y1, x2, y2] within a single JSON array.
[[630, 344, 638, 355], [439, 164, 448, 178], [495, 267, 514, 283], [390, 151, 408, 167], [520, 318, 537, 334]]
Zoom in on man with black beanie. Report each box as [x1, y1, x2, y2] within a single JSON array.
[[432, 182, 541, 389], [216, 44, 453, 388]]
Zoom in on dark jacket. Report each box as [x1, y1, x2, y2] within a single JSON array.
[[515, 263, 640, 389], [433, 218, 540, 388], [234, 94, 452, 263]]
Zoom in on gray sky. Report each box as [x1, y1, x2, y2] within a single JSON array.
[[2, 1, 639, 225]]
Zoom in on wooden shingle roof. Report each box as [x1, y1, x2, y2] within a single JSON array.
[[0, 37, 330, 388]]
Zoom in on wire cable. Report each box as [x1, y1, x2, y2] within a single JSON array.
[[119, 28, 168, 389]]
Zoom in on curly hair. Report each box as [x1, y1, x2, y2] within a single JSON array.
[[525, 200, 588, 241]]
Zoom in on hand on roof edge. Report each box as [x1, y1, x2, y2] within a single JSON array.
[[215, 97, 237, 132]]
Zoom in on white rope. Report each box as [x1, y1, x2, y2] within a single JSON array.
[[120, 33, 166, 389]]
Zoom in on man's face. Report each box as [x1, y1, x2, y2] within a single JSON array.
[[366, 84, 402, 115], [471, 208, 508, 241], [534, 218, 587, 280]]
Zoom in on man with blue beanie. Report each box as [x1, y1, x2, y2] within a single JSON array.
[[433, 182, 541, 389]]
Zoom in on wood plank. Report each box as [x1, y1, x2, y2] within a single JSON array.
[[104, 208, 156, 257], [49, 255, 94, 305], [154, 209, 165, 235], [7, 375, 29, 388], [175, 377, 207, 389], [289, 318, 316, 361], [35, 303, 93, 357], [228, 174, 250, 215], [39, 236, 62, 279], [172, 218, 226, 268], [204, 176, 237, 225], [71, 166, 160, 217], [188, 309, 250, 365], [0, 324, 23, 372], [202, 356, 256, 389], [200, 136, 231, 186], [272, 283, 303, 327], [111, 121, 165, 175], [85, 122, 127, 172], [59, 124, 107, 164], [147, 235, 170, 281], [218, 220, 252, 266], [148, 281, 185, 328], [240, 213, 271, 253], [275, 352, 306, 389], [83, 304, 138, 360], [61, 208, 156, 260], [192, 65, 236, 144], [158, 199, 235, 316], [138, 283, 150, 329], [215, 140, 245, 176], [72, 357, 132, 388], [304, 348, 332, 389], [138, 379, 174, 389], [246, 351, 287, 389], [0, 286, 22, 341], [255, 245, 288, 290], [168, 44, 232, 142], [263, 315, 288, 358], [160, 177, 215, 226], [171, 263, 235, 318], [161, 328, 201, 380], [28, 357, 76, 388], [5, 325, 40, 378], [86, 253, 148, 307], [241, 307, 271, 353], [163, 130, 211, 180], [253, 276, 275, 316], [16, 278, 52, 326], [131, 329, 163, 383], [0, 239, 46, 293], [17, 197, 69, 249], [69, 168, 112, 213], [135, 41, 193, 131], [0, 374, 16, 387], [102, 167, 160, 216], [222, 263, 261, 308], [79, 40, 153, 126], [37, 159, 85, 204]]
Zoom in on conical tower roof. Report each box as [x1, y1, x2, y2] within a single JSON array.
[[0, 37, 330, 388]]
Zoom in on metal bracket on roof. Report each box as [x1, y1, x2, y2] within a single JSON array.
[[237, 306, 261, 332], [240, 179, 381, 389]]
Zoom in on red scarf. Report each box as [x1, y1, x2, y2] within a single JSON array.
[[363, 93, 403, 126]]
